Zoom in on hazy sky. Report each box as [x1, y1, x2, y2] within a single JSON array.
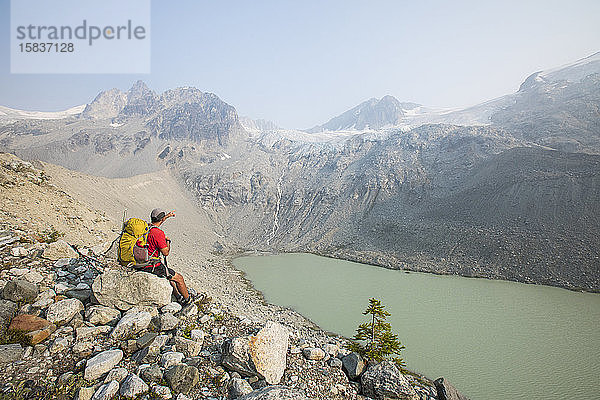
[[1, 0, 599, 129]]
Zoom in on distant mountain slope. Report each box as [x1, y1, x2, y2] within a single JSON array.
[[308, 96, 420, 132], [0, 104, 84, 123]]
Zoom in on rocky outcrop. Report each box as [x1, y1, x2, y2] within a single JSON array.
[[434, 377, 470, 400], [92, 269, 173, 310], [0, 203, 440, 400], [361, 360, 420, 400]]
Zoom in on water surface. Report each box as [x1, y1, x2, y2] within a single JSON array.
[[233, 253, 600, 400]]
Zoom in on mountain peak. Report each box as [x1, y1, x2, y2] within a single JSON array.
[[309, 95, 421, 132]]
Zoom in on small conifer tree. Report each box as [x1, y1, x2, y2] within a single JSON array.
[[348, 298, 406, 368]]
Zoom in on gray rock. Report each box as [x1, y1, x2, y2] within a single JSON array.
[[91, 380, 120, 400], [50, 336, 71, 353], [46, 298, 84, 326], [23, 270, 44, 284], [2, 279, 39, 302], [228, 377, 253, 398], [222, 321, 288, 385], [161, 302, 182, 314], [92, 269, 172, 310], [160, 351, 185, 369], [76, 325, 111, 341], [434, 377, 469, 400], [136, 332, 158, 349], [110, 308, 152, 339], [0, 343, 22, 364], [0, 299, 17, 329], [153, 385, 172, 399], [174, 336, 203, 358], [190, 329, 205, 342], [329, 357, 343, 369], [361, 360, 419, 400], [131, 347, 150, 364], [237, 385, 309, 400], [65, 289, 92, 302], [222, 336, 255, 377], [342, 352, 367, 380], [42, 240, 78, 260], [84, 349, 124, 381], [323, 343, 339, 357], [104, 367, 129, 383], [302, 347, 326, 361], [119, 374, 149, 398], [158, 313, 180, 331], [85, 305, 121, 326], [140, 364, 163, 382], [164, 364, 199, 394]]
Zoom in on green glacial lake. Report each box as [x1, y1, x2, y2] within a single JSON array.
[[233, 253, 600, 400]]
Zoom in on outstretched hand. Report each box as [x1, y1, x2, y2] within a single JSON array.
[[166, 210, 176, 218]]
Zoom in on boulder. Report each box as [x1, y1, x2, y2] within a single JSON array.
[[84, 349, 124, 381], [434, 377, 470, 400], [329, 357, 343, 369], [110, 308, 152, 339], [302, 347, 326, 361], [0, 299, 17, 329], [161, 302, 182, 314], [342, 352, 367, 380], [153, 385, 172, 399], [361, 360, 419, 400], [140, 364, 163, 383], [174, 336, 203, 357], [2, 279, 39, 302], [8, 314, 56, 345], [23, 270, 44, 284], [10, 246, 28, 257], [76, 326, 112, 341], [85, 305, 121, 326], [228, 377, 253, 398], [0, 343, 23, 364], [158, 313, 180, 331], [42, 240, 78, 260], [91, 380, 120, 400], [190, 329, 205, 342], [323, 343, 339, 357], [222, 321, 288, 385], [164, 364, 199, 394], [160, 351, 185, 369], [92, 269, 172, 310], [46, 298, 84, 326], [119, 374, 149, 398], [136, 332, 158, 349], [237, 386, 309, 400], [76, 386, 96, 400], [104, 367, 129, 383]]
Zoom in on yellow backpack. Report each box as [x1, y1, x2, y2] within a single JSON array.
[[117, 218, 158, 266]]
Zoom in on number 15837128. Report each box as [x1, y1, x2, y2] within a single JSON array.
[[19, 42, 74, 52]]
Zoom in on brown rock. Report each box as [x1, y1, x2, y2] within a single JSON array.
[[8, 314, 56, 345]]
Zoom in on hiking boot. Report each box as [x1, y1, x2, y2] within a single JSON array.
[[179, 296, 192, 307]]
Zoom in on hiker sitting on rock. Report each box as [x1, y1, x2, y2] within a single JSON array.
[[139, 208, 191, 306]]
